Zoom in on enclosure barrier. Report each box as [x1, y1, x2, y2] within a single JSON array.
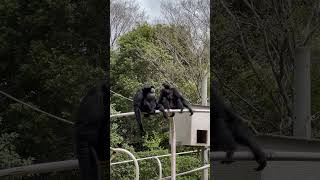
[[110, 148, 140, 180], [110, 149, 208, 180], [3, 109, 320, 179], [4, 150, 320, 177], [0, 109, 210, 180], [0, 150, 204, 178]]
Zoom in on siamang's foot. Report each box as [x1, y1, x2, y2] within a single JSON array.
[[255, 159, 267, 171], [221, 159, 235, 164], [189, 110, 194, 116], [180, 109, 184, 113], [169, 112, 175, 117]]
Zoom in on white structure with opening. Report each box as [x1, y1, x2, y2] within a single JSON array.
[[170, 107, 210, 146]]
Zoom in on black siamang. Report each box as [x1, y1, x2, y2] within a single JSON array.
[[158, 83, 194, 117], [74, 81, 108, 180], [211, 80, 267, 171], [133, 85, 168, 135]]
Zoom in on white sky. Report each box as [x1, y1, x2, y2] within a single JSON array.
[[136, 0, 163, 23]]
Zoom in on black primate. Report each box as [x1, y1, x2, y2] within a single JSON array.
[[74, 82, 108, 180], [211, 80, 267, 171], [133, 85, 168, 134], [158, 83, 194, 117]]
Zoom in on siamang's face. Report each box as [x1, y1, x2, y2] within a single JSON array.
[[163, 89, 173, 99], [146, 87, 156, 100], [162, 83, 171, 89]]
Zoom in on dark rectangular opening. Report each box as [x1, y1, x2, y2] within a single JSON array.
[[197, 130, 207, 144]]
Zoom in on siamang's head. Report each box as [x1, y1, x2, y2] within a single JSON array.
[[142, 85, 155, 92], [142, 85, 156, 100], [162, 82, 171, 89], [161, 84, 174, 99]]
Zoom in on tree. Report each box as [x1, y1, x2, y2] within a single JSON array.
[[160, 0, 210, 104], [212, 0, 320, 135], [110, 0, 147, 48], [0, 0, 107, 164]]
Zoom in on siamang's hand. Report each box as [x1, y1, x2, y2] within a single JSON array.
[[189, 110, 194, 116], [255, 157, 267, 171]]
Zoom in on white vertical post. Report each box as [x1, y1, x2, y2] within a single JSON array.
[[293, 47, 311, 138], [169, 117, 176, 180], [201, 72, 209, 180], [201, 147, 209, 180], [201, 72, 209, 106]]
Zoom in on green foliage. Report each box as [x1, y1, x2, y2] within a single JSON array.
[[0, 0, 106, 167], [0, 132, 33, 168], [110, 104, 133, 150]]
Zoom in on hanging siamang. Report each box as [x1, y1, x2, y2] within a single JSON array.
[[158, 82, 194, 117], [211, 80, 267, 171], [133, 85, 168, 135], [74, 81, 108, 180]]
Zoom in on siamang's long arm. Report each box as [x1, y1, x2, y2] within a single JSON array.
[[211, 80, 267, 171], [156, 103, 169, 120], [224, 103, 267, 171], [172, 88, 193, 115], [133, 91, 144, 134]]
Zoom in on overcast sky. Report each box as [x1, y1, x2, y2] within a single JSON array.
[[136, 0, 163, 23]]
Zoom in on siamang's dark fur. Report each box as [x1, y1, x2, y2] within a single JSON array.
[[211, 80, 267, 171], [74, 82, 108, 180], [133, 85, 168, 135], [158, 83, 194, 117]]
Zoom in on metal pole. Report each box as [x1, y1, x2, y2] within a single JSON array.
[[201, 72, 209, 106], [201, 147, 209, 180], [293, 47, 311, 138], [201, 73, 209, 180], [154, 157, 162, 180], [170, 117, 176, 180], [210, 151, 320, 161]]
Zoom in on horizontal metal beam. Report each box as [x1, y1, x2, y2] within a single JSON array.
[[110, 109, 210, 118], [0, 160, 78, 177], [211, 151, 320, 161]]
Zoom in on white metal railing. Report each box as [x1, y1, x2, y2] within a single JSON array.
[[110, 149, 210, 180], [111, 148, 140, 180], [110, 109, 210, 180]]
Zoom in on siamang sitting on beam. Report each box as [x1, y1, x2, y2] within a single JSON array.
[[133, 85, 168, 135], [74, 81, 108, 180], [158, 82, 194, 117], [211, 80, 267, 171]]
